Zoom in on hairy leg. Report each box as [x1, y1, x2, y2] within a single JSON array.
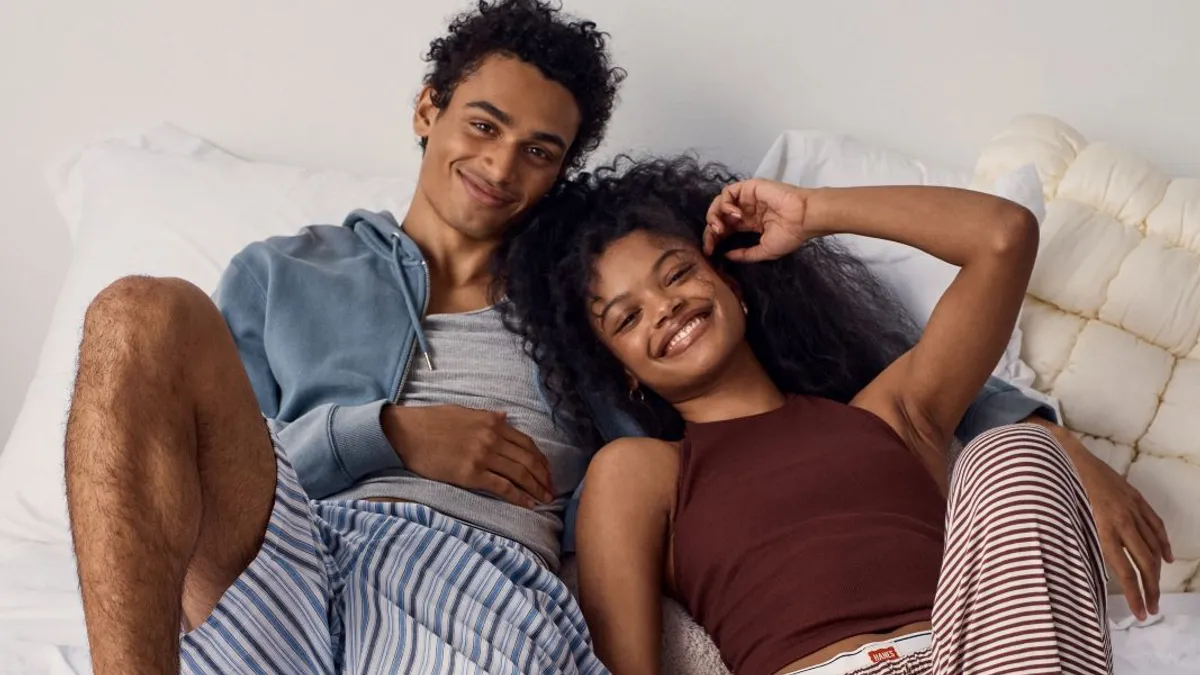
[[65, 276, 276, 675]]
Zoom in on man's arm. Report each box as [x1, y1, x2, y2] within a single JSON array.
[[214, 253, 403, 498], [961, 376, 1173, 621], [215, 250, 553, 504], [1022, 414, 1173, 621]]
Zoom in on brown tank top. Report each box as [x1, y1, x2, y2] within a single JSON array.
[[672, 396, 945, 675]]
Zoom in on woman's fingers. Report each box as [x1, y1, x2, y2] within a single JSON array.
[[705, 182, 771, 256], [704, 193, 735, 254]]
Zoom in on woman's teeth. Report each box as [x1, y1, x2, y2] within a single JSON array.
[[667, 315, 705, 353]]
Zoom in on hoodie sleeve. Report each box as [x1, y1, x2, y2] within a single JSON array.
[[213, 253, 403, 499], [214, 256, 281, 418], [266, 400, 401, 498], [954, 375, 1058, 444]]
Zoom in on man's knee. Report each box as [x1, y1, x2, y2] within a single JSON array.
[[83, 276, 219, 356]]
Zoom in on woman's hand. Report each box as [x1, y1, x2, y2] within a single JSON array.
[[704, 179, 816, 262]]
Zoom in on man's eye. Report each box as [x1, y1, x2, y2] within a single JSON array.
[[527, 146, 551, 161], [472, 122, 495, 134]]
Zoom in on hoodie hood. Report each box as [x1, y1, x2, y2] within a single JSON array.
[[342, 208, 425, 263], [341, 208, 434, 370]]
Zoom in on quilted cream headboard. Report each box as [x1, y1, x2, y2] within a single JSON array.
[[975, 115, 1200, 593]]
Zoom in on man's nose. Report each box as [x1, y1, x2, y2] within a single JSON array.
[[480, 143, 519, 185]]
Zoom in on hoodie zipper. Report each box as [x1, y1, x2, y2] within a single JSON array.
[[391, 259, 431, 403]]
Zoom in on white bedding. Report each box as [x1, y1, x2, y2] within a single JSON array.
[[0, 536, 1197, 674]]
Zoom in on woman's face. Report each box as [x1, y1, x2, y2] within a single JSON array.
[[588, 230, 746, 401]]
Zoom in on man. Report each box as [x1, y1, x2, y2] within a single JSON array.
[[66, 2, 621, 673], [63, 1, 1169, 673]]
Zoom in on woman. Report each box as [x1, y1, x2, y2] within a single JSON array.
[[502, 157, 1111, 675]]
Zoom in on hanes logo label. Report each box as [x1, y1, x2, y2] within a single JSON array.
[[868, 647, 900, 663]]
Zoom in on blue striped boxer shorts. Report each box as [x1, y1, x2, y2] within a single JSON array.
[[180, 436, 608, 674]]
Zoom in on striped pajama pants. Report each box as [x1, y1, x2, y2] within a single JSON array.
[[179, 436, 608, 675], [843, 424, 1112, 675]]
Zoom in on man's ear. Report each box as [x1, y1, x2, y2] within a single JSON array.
[[413, 86, 440, 142]]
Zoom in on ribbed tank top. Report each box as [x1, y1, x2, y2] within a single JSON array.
[[672, 396, 945, 675]]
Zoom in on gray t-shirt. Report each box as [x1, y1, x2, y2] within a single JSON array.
[[330, 306, 588, 570]]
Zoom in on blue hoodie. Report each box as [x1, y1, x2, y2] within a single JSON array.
[[214, 210, 1055, 550]]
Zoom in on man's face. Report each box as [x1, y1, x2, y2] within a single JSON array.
[[413, 54, 582, 241]]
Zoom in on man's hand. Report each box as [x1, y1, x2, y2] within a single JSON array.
[[381, 404, 555, 509], [1024, 415, 1174, 619], [703, 179, 815, 262]]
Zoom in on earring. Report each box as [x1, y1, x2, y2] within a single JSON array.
[[628, 387, 646, 403], [741, 301, 749, 315]]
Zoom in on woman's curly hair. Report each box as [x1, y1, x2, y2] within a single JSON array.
[[422, 0, 625, 171], [497, 155, 920, 446]]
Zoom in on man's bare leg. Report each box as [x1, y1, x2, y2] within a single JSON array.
[[65, 276, 277, 675]]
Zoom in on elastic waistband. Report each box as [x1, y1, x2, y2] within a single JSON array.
[[783, 631, 933, 675]]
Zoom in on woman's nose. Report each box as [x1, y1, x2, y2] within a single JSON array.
[[653, 295, 685, 328]]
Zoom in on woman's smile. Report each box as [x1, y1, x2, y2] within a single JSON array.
[[658, 311, 712, 358]]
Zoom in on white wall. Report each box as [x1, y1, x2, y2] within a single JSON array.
[[1, 0, 1198, 443]]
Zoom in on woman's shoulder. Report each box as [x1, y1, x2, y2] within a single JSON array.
[[590, 437, 681, 487], [598, 436, 681, 461]]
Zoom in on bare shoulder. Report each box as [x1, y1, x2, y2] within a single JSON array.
[[601, 436, 680, 466], [586, 437, 681, 497]]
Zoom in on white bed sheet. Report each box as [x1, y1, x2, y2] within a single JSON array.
[[0, 535, 1196, 674]]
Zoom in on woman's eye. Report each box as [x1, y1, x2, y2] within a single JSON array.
[[616, 310, 640, 333], [667, 264, 694, 284]]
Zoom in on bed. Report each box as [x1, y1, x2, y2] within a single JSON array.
[[0, 115, 1196, 673]]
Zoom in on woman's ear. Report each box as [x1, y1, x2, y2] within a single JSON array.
[[717, 268, 743, 301], [715, 269, 749, 315], [412, 86, 439, 142], [625, 370, 639, 393]]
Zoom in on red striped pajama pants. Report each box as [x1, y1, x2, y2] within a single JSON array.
[[843, 424, 1112, 675]]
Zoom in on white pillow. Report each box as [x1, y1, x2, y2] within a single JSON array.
[[753, 130, 1042, 388], [0, 125, 416, 542]]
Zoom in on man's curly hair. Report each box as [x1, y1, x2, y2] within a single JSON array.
[[421, 0, 625, 171], [497, 156, 919, 446]]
